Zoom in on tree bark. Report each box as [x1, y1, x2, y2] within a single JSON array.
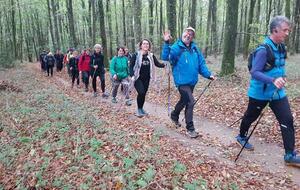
[[190, 0, 197, 29], [166, 0, 177, 37], [47, 0, 56, 49], [122, 0, 127, 45], [51, 0, 61, 49], [211, 0, 218, 56], [221, 0, 240, 76], [11, 0, 17, 59], [98, 0, 109, 68], [66, 0, 77, 48], [243, 0, 256, 59], [16, 0, 23, 62], [106, 0, 113, 58], [133, 0, 142, 43], [149, 0, 155, 43]]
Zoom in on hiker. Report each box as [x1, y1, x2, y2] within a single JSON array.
[[124, 47, 132, 62], [236, 16, 300, 166], [69, 50, 80, 88], [110, 46, 131, 105], [130, 39, 165, 117], [65, 48, 74, 77], [44, 51, 56, 77], [78, 48, 91, 92], [161, 27, 215, 138], [54, 49, 64, 72], [90, 44, 109, 97], [39, 50, 47, 72]]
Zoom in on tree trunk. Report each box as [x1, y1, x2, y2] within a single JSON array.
[[51, 0, 61, 49], [243, 0, 256, 59], [133, 0, 142, 43], [285, 0, 291, 50], [166, 0, 177, 37], [47, 0, 56, 49], [265, 0, 273, 34], [98, 0, 109, 68], [114, 0, 119, 45], [211, 0, 218, 56], [290, 0, 300, 54], [16, 0, 23, 62], [66, 0, 77, 48], [87, 0, 92, 46], [205, 0, 213, 55], [189, 0, 197, 29], [11, 0, 17, 59], [149, 0, 155, 43], [159, 0, 164, 38], [221, 0, 239, 76], [106, 0, 113, 59], [122, 0, 127, 45], [91, 0, 96, 46]]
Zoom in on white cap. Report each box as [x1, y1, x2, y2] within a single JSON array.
[[185, 26, 195, 34]]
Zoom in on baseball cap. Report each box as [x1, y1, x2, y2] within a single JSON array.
[[185, 26, 195, 34]]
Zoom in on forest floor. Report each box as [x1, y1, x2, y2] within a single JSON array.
[[0, 54, 300, 189]]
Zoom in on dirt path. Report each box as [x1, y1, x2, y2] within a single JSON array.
[[2, 63, 298, 189], [34, 63, 300, 187]]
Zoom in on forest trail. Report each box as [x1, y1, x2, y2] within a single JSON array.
[[28, 63, 300, 186], [0, 63, 300, 189]]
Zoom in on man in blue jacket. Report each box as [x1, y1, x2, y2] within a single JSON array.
[[161, 27, 215, 138], [236, 16, 300, 167]]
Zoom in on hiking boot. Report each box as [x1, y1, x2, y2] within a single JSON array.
[[102, 92, 109, 98], [284, 151, 300, 167], [84, 87, 88, 92], [170, 115, 181, 128], [71, 83, 74, 88], [236, 135, 254, 151], [135, 109, 144, 118], [111, 97, 117, 103], [141, 109, 148, 116], [187, 130, 199, 138], [93, 92, 97, 97], [125, 99, 132, 106]]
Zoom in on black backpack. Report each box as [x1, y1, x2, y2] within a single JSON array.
[[248, 44, 274, 72]]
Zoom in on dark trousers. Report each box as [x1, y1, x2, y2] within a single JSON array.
[[134, 78, 150, 109], [92, 73, 105, 93], [56, 62, 63, 72], [171, 85, 195, 131], [71, 70, 79, 85], [47, 65, 54, 76], [240, 97, 294, 153], [81, 71, 90, 89]]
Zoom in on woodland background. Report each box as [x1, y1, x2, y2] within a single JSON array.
[[0, 0, 299, 75]]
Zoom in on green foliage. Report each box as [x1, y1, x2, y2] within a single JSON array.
[[183, 177, 208, 190], [173, 161, 187, 175], [0, 51, 16, 68]]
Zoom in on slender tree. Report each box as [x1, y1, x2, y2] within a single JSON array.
[[66, 0, 77, 48], [98, 0, 109, 67], [166, 0, 177, 36], [243, 0, 256, 59], [189, 0, 197, 29], [122, 0, 127, 45], [11, 0, 17, 59], [51, 0, 61, 49], [221, 0, 240, 75], [17, 0, 23, 62]]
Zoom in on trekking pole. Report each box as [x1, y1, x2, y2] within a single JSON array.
[[228, 116, 244, 128], [181, 79, 213, 122], [234, 109, 266, 162], [193, 80, 213, 106], [235, 89, 278, 162], [167, 62, 171, 116]]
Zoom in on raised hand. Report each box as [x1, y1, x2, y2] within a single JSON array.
[[163, 30, 172, 42]]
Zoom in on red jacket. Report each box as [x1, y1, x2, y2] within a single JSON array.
[[78, 52, 91, 72]]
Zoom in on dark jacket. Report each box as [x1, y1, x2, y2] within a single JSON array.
[[45, 54, 56, 67], [69, 56, 79, 71], [90, 52, 105, 77]]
